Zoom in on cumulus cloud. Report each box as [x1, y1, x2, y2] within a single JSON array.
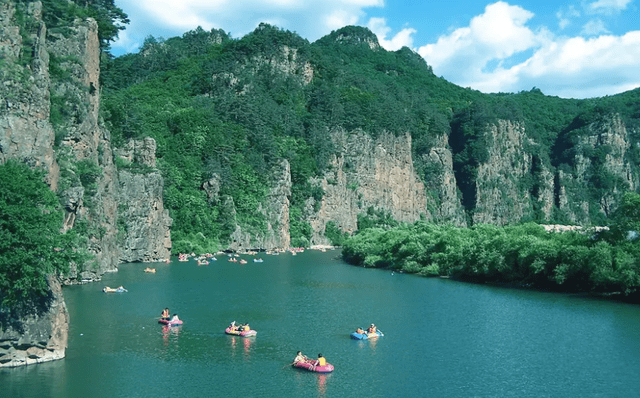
[[588, 0, 633, 13], [556, 5, 580, 30], [417, 2, 547, 84], [367, 18, 416, 50], [412, 1, 640, 98]]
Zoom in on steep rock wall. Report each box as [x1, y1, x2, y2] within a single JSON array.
[[116, 138, 172, 262], [0, 1, 58, 186], [46, 14, 121, 279], [472, 120, 536, 225], [465, 116, 636, 226], [0, 1, 172, 368], [424, 134, 467, 226], [308, 128, 428, 242], [0, 276, 68, 368], [557, 114, 638, 223], [228, 159, 291, 251]]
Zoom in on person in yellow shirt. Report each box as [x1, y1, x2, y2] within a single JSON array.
[[316, 353, 326, 367], [243, 324, 250, 332]]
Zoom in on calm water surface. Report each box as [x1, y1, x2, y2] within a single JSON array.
[[2, 250, 640, 397]]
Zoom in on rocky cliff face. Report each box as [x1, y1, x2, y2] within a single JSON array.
[[472, 120, 536, 225], [0, 1, 58, 187], [0, 1, 171, 367], [115, 138, 172, 262], [307, 128, 429, 243], [0, 276, 68, 368], [424, 134, 467, 226], [47, 14, 121, 279], [556, 114, 638, 223], [464, 116, 637, 226], [227, 159, 292, 251]]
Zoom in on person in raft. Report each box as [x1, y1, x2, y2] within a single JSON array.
[[161, 308, 170, 320], [315, 354, 326, 367], [243, 323, 251, 332], [293, 351, 308, 364], [171, 314, 180, 322], [356, 327, 365, 334], [367, 324, 377, 334]]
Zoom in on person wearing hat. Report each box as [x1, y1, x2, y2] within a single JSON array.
[[367, 323, 377, 334]]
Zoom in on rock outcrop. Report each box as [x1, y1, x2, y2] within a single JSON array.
[[424, 134, 467, 226], [556, 114, 637, 223], [472, 120, 535, 225], [308, 128, 429, 243], [227, 159, 292, 251], [0, 1, 59, 187], [0, 276, 68, 368], [116, 138, 172, 262]]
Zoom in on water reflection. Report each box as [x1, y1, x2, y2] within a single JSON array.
[[356, 337, 379, 351], [162, 325, 181, 346], [228, 336, 253, 359], [243, 336, 252, 355], [317, 373, 330, 396]]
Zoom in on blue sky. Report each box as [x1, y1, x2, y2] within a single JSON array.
[[111, 0, 639, 99]]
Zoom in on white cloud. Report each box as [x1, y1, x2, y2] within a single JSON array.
[[324, 8, 362, 31], [588, 0, 632, 13], [412, 1, 640, 98], [417, 2, 546, 83], [367, 18, 416, 50], [556, 5, 580, 30], [581, 19, 610, 35]]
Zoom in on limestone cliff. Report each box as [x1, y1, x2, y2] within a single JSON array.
[[308, 128, 430, 243], [556, 114, 638, 223], [0, 1, 58, 186], [424, 134, 467, 226], [0, 276, 68, 368], [472, 120, 536, 225], [115, 138, 172, 262], [464, 116, 637, 226], [227, 159, 292, 251], [0, 1, 171, 367]]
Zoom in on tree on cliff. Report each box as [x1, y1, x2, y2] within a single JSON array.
[[36, 0, 129, 52], [0, 161, 89, 308]]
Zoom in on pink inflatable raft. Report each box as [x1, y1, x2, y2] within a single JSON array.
[[292, 360, 334, 373], [225, 326, 257, 337], [158, 319, 183, 326]]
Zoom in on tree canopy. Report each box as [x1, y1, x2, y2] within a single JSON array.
[[0, 161, 88, 308]]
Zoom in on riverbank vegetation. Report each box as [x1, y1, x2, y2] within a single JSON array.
[[0, 161, 89, 310], [342, 193, 640, 298]]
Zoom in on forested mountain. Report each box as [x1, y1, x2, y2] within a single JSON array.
[[100, 23, 639, 253]]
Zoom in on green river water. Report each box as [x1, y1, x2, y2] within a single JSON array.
[[2, 249, 640, 397]]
